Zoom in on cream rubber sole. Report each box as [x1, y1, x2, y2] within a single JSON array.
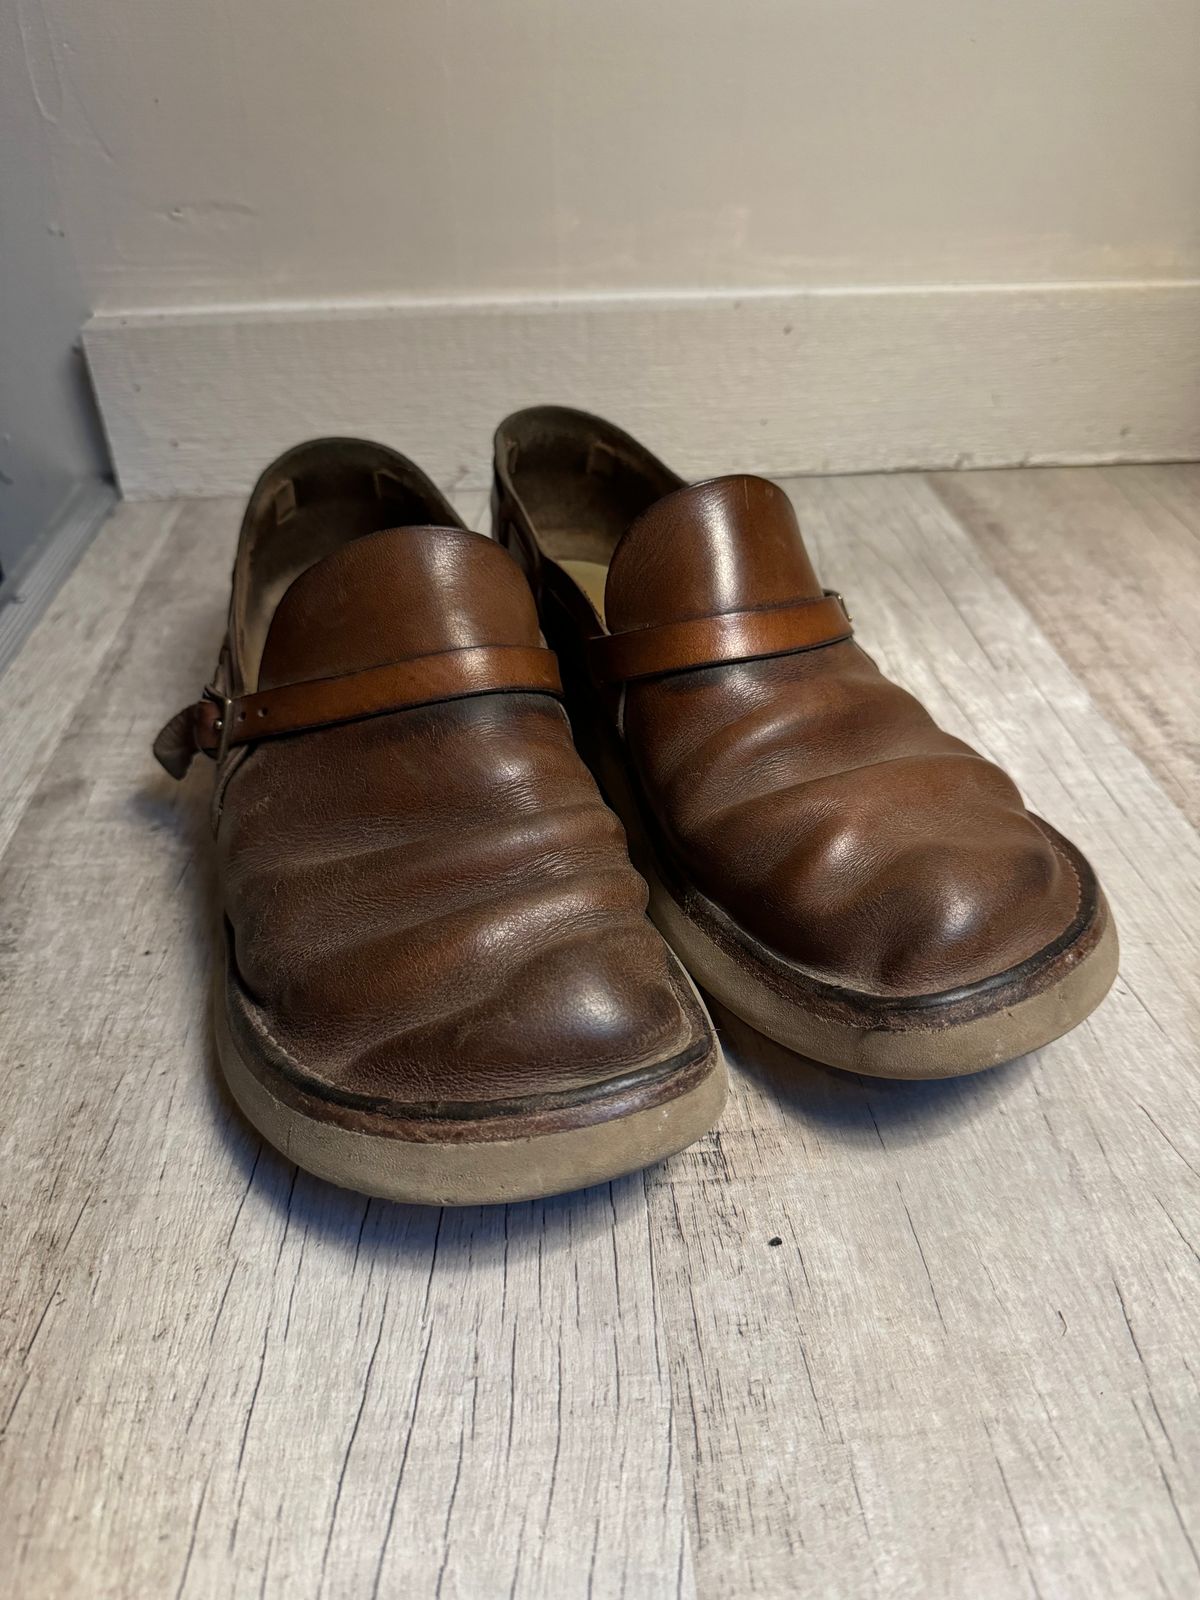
[[215, 978, 727, 1206], [647, 873, 1118, 1079]]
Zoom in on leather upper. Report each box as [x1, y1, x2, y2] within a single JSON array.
[[607, 476, 827, 628], [165, 445, 711, 1114], [609, 479, 1080, 997], [496, 429, 1084, 1002]]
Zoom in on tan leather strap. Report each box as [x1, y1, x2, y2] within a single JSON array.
[[590, 593, 852, 684], [153, 644, 563, 778]]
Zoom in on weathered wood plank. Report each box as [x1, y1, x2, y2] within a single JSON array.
[[0, 499, 184, 858], [929, 463, 1200, 827]]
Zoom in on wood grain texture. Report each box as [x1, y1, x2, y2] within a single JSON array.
[[1, 472, 1198, 1599], [84, 280, 1200, 499], [0, 498, 183, 858], [0, 483, 117, 678], [930, 463, 1200, 829]]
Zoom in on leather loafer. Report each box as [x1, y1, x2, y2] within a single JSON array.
[[155, 437, 725, 1203], [493, 406, 1118, 1078]]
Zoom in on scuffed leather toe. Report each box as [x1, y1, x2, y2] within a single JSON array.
[[675, 741, 1080, 998], [429, 926, 709, 1099], [221, 694, 709, 1113]]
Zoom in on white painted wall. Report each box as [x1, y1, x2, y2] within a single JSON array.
[[15, 0, 1200, 495], [23, 0, 1200, 312], [1, 0, 107, 569]]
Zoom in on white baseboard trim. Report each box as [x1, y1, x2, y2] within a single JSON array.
[[0, 481, 117, 677], [84, 280, 1200, 500]]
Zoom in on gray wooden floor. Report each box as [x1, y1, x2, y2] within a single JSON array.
[[2, 467, 1198, 1599]]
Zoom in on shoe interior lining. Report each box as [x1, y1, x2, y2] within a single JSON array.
[[501, 409, 681, 626], [233, 441, 460, 688], [557, 558, 612, 620]]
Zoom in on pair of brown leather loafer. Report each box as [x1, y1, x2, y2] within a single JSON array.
[[156, 410, 1118, 1205]]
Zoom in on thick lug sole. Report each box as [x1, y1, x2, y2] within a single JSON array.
[[215, 978, 727, 1206]]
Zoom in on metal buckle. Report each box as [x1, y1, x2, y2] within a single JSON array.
[[200, 684, 234, 762], [825, 588, 853, 626]]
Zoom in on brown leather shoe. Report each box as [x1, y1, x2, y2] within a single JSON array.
[[154, 438, 725, 1203], [493, 407, 1118, 1079]]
